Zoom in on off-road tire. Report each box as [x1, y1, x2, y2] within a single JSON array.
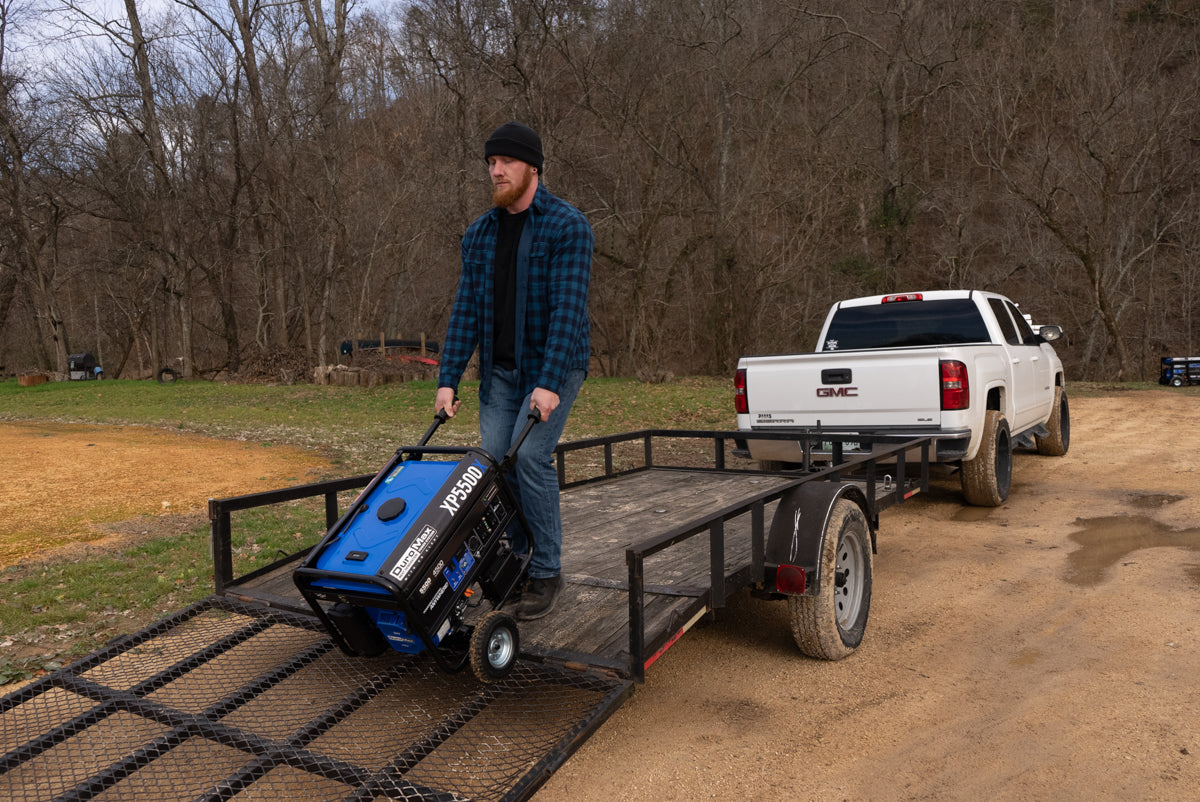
[[1035, 387, 1070, 456], [789, 498, 872, 661], [961, 409, 1012, 507], [470, 610, 519, 683]]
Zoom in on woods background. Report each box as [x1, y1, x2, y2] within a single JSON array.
[[1, 0, 1198, 384]]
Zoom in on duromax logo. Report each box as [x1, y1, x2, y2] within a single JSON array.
[[389, 525, 437, 583]]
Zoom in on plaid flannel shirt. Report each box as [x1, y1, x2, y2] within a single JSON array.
[[439, 183, 593, 404]]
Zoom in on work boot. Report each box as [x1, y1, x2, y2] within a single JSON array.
[[515, 575, 563, 620]]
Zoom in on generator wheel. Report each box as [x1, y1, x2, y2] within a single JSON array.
[[1035, 387, 1070, 456], [960, 410, 1012, 507], [470, 610, 519, 683], [789, 498, 872, 661]]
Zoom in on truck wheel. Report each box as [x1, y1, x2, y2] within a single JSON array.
[[470, 610, 519, 683], [1035, 387, 1070, 456], [789, 498, 872, 661], [960, 410, 1012, 507]]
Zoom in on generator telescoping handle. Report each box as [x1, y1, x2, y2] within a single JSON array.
[[499, 409, 542, 472], [416, 407, 452, 448]]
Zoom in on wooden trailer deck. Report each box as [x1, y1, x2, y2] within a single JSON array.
[[222, 466, 797, 679], [215, 429, 929, 680]]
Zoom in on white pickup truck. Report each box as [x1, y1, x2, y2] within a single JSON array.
[[734, 290, 1070, 506]]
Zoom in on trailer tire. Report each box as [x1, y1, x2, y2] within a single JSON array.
[[960, 410, 1011, 507], [470, 610, 519, 683], [789, 498, 872, 661], [1035, 387, 1070, 457]]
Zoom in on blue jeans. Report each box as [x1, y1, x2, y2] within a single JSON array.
[[479, 367, 584, 579]]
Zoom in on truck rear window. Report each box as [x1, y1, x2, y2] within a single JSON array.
[[821, 299, 991, 351]]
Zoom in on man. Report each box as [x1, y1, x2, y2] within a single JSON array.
[[435, 121, 593, 620]]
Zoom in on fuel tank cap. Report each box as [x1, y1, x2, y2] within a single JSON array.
[[377, 497, 407, 522]]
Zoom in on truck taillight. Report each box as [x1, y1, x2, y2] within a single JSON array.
[[940, 360, 969, 410], [734, 368, 748, 414], [881, 293, 923, 303]]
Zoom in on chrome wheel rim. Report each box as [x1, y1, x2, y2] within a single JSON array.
[[488, 627, 515, 669]]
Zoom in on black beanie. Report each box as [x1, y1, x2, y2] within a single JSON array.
[[484, 122, 544, 173]]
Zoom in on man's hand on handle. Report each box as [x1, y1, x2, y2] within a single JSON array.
[[437, 386, 557, 422], [435, 387, 461, 418], [530, 387, 559, 422]]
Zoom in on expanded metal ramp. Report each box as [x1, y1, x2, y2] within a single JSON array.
[[0, 597, 632, 802]]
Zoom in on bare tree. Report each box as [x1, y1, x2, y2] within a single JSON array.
[[968, 4, 1199, 379], [0, 0, 70, 373]]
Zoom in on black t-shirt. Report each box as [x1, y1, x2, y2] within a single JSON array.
[[492, 209, 528, 371]]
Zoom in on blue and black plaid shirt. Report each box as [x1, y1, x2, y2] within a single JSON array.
[[439, 183, 593, 404]]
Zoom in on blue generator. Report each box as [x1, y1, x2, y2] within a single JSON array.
[[294, 412, 535, 682]]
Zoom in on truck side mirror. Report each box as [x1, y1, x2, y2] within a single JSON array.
[[1038, 325, 1063, 342]]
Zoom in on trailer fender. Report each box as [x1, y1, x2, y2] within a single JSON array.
[[764, 482, 871, 597]]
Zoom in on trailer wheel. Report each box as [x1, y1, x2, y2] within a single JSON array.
[[470, 610, 519, 683], [789, 498, 872, 661], [960, 410, 1012, 507], [1035, 387, 1070, 457]]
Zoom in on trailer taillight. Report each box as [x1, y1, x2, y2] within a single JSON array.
[[776, 564, 807, 595], [881, 293, 923, 303], [941, 360, 969, 410], [734, 368, 748, 414]]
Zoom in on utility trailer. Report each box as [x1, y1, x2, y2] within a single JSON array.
[[1, 428, 931, 802]]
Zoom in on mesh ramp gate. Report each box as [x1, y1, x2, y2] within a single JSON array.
[[1, 597, 632, 801]]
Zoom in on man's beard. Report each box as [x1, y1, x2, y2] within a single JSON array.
[[492, 164, 534, 208]]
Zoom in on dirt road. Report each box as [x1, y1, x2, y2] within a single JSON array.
[[537, 391, 1200, 800]]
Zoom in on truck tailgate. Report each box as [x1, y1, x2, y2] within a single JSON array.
[[745, 349, 943, 430]]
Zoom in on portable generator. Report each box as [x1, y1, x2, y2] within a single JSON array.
[[294, 410, 538, 682]]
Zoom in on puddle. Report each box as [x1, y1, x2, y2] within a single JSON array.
[[1065, 515, 1200, 588]]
